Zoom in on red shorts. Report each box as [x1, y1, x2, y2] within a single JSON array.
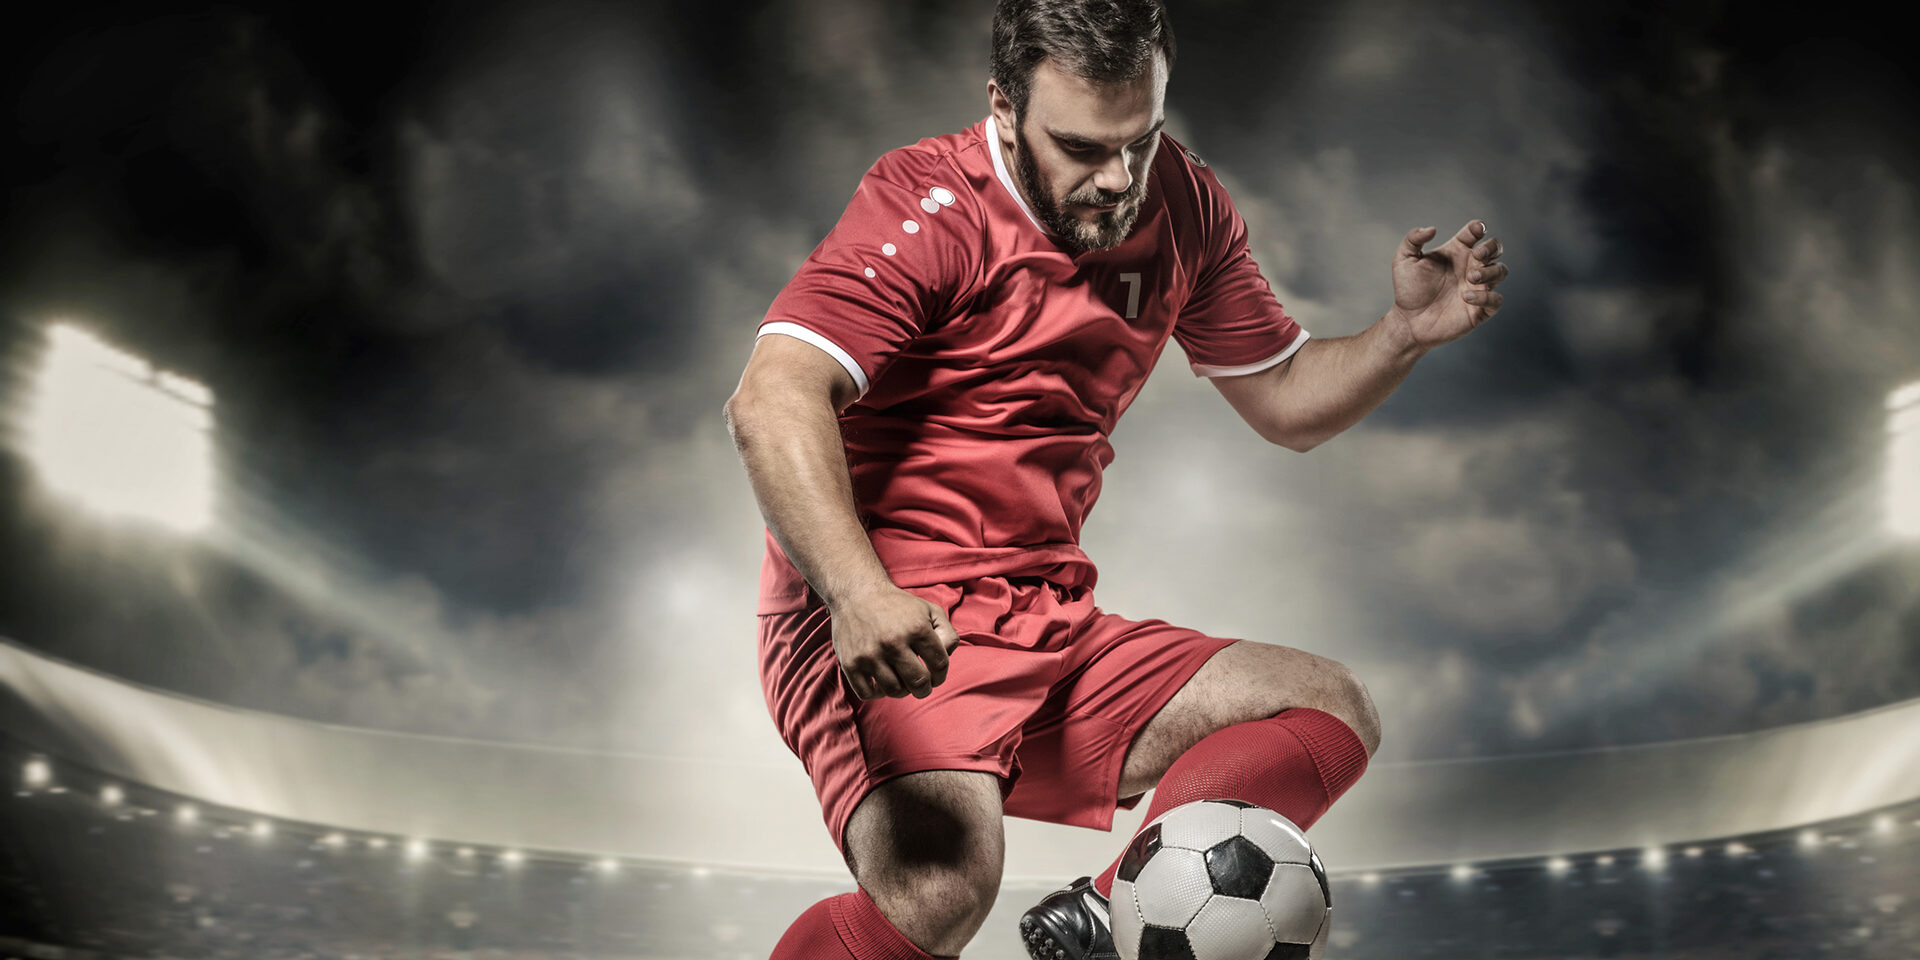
[[757, 575, 1240, 855]]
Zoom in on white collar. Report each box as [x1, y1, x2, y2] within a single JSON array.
[[986, 115, 1053, 236]]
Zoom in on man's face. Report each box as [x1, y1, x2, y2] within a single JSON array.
[[994, 53, 1166, 254]]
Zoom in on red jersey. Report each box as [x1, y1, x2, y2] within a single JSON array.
[[755, 116, 1307, 614]]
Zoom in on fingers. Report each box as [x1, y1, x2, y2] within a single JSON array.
[[1467, 262, 1510, 287], [1449, 219, 1486, 251], [1462, 289, 1504, 312], [1398, 225, 1438, 260]]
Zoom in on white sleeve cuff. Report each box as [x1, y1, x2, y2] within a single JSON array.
[[1190, 327, 1311, 378], [756, 322, 870, 397]]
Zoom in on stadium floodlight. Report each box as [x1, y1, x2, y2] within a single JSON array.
[[1641, 847, 1667, 870], [406, 838, 428, 860], [1726, 841, 1751, 856], [251, 819, 273, 840], [176, 803, 198, 825], [100, 784, 123, 806], [1890, 381, 1920, 539], [1449, 864, 1473, 882], [1595, 854, 1615, 867], [22, 758, 50, 788], [1874, 814, 1895, 835], [1546, 856, 1571, 876], [321, 833, 346, 849], [1359, 872, 1380, 885], [1798, 828, 1821, 850], [1684, 845, 1703, 858], [21, 323, 216, 534], [501, 849, 525, 867], [367, 836, 389, 851], [597, 857, 621, 875], [457, 846, 475, 859]]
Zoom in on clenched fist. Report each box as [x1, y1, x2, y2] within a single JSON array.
[[827, 586, 962, 700]]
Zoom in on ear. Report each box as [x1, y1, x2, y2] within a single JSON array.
[[986, 79, 1018, 149]]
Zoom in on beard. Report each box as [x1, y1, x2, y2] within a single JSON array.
[[1011, 121, 1148, 254]]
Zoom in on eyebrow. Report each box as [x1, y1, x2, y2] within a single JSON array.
[[1048, 117, 1167, 149]]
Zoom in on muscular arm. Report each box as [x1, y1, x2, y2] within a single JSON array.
[[723, 333, 894, 607], [1209, 311, 1428, 453], [724, 333, 958, 700]]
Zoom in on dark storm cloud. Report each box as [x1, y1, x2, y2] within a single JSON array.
[[1, 0, 1915, 765]]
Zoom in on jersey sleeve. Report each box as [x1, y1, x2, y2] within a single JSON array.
[[756, 151, 983, 399], [1171, 159, 1310, 378]]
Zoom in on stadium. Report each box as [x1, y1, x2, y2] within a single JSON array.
[[4, 2, 1920, 959], [5, 631, 1920, 959]]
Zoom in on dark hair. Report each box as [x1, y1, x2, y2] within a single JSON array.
[[990, 0, 1176, 118]]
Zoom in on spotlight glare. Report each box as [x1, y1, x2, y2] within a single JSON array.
[[502, 850, 525, 867], [22, 323, 217, 533], [1684, 846, 1703, 858], [321, 833, 346, 849], [1643, 847, 1667, 869], [23, 758, 50, 788], [176, 803, 198, 825], [1359, 872, 1380, 885], [1799, 828, 1822, 849], [1726, 842, 1751, 856], [1450, 864, 1473, 882], [1546, 856, 1571, 875], [1873, 814, 1895, 835], [367, 837, 389, 851], [251, 819, 272, 840], [100, 784, 123, 806], [598, 857, 621, 875], [406, 839, 428, 860], [1596, 854, 1615, 867], [1889, 380, 1920, 538], [457, 846, 475, 859]]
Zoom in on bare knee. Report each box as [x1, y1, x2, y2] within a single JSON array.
[[844, 771, 1004, 954], [1320, 659, 1382, 758]]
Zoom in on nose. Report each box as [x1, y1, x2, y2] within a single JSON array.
[[1092, 150, 1132, 198]]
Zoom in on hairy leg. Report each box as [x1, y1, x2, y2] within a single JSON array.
[[1117, 640, 1380, 801], [842, 769, 1007, 956]]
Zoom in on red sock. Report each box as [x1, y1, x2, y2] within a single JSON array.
[[1093, 707, 1370, 898], [770, 888, 956, 960]]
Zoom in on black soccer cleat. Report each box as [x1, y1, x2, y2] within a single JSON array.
[[1019, 875, 1119, 960]]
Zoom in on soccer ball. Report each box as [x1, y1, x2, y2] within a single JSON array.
[[1110, 799, 1331, 960]]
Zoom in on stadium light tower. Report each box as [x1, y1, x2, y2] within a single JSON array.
[[1890, 381, 1920, 539], [19, 323, 215, 534]]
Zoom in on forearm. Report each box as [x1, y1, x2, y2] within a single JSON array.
[[1270, 312, 1429, 451], [725, 387, 895, 608]]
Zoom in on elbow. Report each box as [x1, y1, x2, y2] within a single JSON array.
[[1263, 420, 1327, 454]]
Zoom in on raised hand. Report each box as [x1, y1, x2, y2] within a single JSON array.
[[1389, 220, 1508, 349]]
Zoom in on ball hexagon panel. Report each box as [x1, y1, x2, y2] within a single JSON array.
[[1159, 801, 1246, 851], [1117, 823, 1164, 884], [1258, 862, 1330, 945], [1112, 878, 1145, 960], [1261, 939, 1315, 960], [1132, 847, 1215, 928], [1185, 893, 1278, 960], [1237, 808, 1312, 865], [1204, 835, 1274, 900], [1138, 925, 1199, 960]]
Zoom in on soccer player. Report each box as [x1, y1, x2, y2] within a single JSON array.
[[725, 1, 1508, 957]]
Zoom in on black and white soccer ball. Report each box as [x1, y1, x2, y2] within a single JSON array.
[[1110, 799, 1331, 960]]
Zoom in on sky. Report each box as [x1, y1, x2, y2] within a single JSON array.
[[1, 0, 1916, 775]]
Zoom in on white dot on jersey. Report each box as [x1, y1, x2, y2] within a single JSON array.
[[920, 197, 939, 214], [864, 267, 876, 278], [882, 243, 897, 256], [902, 219, 920, 234], [931, 187, 956, 206]]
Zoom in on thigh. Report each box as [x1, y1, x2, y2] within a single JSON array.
[[1001, 611, 1238, 831], [1118, 639, 1365, 799]]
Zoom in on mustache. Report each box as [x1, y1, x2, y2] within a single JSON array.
[[1065, 182, 1146, 206]]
